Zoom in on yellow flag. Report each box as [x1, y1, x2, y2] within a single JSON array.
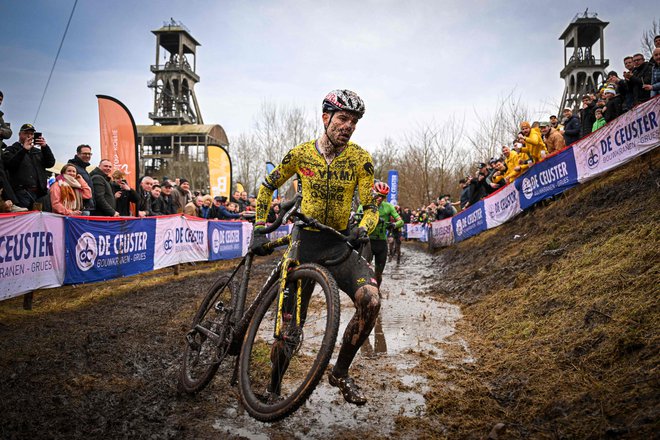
[[208, 145, 232, 198]]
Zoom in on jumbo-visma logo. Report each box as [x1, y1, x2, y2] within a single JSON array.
[[76, 232, 98, 271]]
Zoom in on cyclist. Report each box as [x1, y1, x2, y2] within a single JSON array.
[[250, 89, 380, 406], [388, 205, 403, 264], [357, 182, 403, 287]]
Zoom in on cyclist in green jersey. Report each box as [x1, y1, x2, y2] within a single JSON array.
[[357, 182, 403, 287], [251, 89, 380, 405]]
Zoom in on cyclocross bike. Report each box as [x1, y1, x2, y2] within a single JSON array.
[[178, 195, 358, 422]]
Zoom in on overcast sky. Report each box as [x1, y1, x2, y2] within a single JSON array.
[[0, 0, 655, 163]]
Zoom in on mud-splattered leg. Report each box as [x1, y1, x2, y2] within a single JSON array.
[[332, 285, 381, 377]]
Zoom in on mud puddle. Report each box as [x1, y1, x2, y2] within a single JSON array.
[[215, 244, 470, 439]]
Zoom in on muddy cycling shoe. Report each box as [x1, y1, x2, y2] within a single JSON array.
[[328, 371, 367, 405]]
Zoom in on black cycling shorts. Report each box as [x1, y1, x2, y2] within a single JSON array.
[[297, 227, 377, 300], [367, 239, 388, 272]]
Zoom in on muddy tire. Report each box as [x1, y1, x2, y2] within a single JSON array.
[[178, 275, 238, 394], [238, 263, 340, 422]]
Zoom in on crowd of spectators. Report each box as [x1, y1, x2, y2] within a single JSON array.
[[394, 39, 660, 226], [0, 91, 280, 220]]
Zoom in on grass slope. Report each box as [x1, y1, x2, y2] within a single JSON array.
[[409, 150, 659, 439]]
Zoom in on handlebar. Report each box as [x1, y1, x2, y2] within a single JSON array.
[[256, 195, 302, 234]]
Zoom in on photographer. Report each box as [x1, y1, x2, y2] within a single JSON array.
[[2, 124, 56, 210], [110, 170, 139, 216]]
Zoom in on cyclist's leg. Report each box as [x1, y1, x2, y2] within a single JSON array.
[[370, 239, 388, 288], [326, 252, 380, 401]]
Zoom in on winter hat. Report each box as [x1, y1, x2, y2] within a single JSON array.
[[520, 121, 531, 129]]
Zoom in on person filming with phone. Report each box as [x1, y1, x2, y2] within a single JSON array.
[[1, 123, 55, 210]]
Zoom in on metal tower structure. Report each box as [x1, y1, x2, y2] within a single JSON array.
[[558, 10, 609, 113], [148, 19, 204, 125]]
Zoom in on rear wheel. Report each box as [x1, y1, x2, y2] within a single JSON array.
[[178, 275, 237, 394], [238, 264, 340, 422]]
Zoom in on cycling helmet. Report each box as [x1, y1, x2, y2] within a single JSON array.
[[373, 181, 390, 197], [322, 89, 366, 119]]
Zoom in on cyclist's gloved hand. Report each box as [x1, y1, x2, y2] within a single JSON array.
[[386, 222, 396, 231], [348, 226, 369, 249], [250, 228, 273, 256]]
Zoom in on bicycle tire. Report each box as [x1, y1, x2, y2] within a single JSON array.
[[238, 263, 340, 422], [178, 275, 238, 394]]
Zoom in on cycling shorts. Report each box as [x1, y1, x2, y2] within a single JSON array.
[[298, 227, 377, 300]]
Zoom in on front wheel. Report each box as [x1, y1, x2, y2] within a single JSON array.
[[178, 275, 238, 394], [238, 263, 340, 422]]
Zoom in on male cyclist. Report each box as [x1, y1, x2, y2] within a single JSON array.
[[357, 182, 403, 287], [251, 89, 380, 405]]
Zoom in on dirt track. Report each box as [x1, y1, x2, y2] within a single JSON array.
[[0, 244, 465, 440]]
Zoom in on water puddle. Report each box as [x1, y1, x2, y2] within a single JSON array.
[[215, 245, 470, 439]]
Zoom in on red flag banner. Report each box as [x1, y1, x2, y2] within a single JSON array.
[[96, 95, 139, 189]]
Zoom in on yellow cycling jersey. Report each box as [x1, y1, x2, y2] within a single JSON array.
[[256, 139, 378, 233]]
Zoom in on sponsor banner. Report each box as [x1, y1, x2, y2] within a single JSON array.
[[429, 218, 454, 249], [241, 222, 253, 255], [515, 148, 579, 210], [154, 216, 208, 270], [452, 201, 487, 243], [0, 213, 65, 300], [484, 183, 523, 229], [574, 97, 660, 183], [97, 95, 139, 190], [243, 223, 292, 255], [208, 145, 232, 198], [208, 221, 243, 261], [64, 217, 155, 284], [387, 170, 399, 206], [406, 223, 428, 239]]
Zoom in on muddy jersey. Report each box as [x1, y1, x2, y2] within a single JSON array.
[[256, 140, 378, 233]]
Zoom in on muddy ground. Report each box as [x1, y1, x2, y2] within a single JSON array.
[[0, 244, 467, 440]]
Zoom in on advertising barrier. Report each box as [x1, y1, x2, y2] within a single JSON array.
[[154, 216, 208, 270], [64, 217, 155, 284], [208, 221, 244, 261], [452, 200, 487, 243], [429, 218, 453, 248], [0, 213, 65, 300], [573, 97, 659, 183], [484, 182, 522, 229], [406, 223, 428, 240]]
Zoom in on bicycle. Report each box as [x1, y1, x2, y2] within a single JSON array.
[[178, 195, 358, 422]]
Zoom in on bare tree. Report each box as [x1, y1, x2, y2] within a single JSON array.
[[371, 137, 400, 182], [231, 133, 263, 195], [641, 18, 659, 60]]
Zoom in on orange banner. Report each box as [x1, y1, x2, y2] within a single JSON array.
[[97, 95, 139, 189], [208, 145, 232, 198]]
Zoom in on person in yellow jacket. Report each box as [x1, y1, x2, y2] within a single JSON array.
[[517, 121, 547, 164], [501, 145, 522, 183]]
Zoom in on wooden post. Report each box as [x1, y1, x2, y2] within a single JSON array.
[[23, 292, 33, 310]]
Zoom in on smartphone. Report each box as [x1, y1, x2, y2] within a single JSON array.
[[33, 132, 42, 142]]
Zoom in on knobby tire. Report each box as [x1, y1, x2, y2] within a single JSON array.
[[238, 263, 340, 422]]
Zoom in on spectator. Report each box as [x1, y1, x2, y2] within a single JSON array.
[[137, 176, 154, 217], [159, 181, 177, 214], [579, 95, 597, 138], [49, 164, 92, 216], [0, 91, 11, 150], [487, 158, 507, 191], [401, 207, 412, 223], [199, 194, 214, 218], [148, 184, 165, 216], [501, 144, 522, 183], [67, 144, 96, 212], [518, 121, 546, 165], [90, 159, 119, 217], [458, 178, 471, 210], [606, 71, 632, 112], [592, 108, 606, 132], [2, 123, 56, 209], [625, 53, 652, 105], [644, 48, 660, 97], [602, 87, 622, 122], [110, 170, 139, 216], [435, 197, 454, 220], [549, 115, 563, 133], [171, 178, 192, 213], [184, 195, 201, 216], [464, 164, 489, 208], [539, 121, 566, 155], [561, 108, 581, 146], [238, 191, 249, 211], [213, 196, 242, 220], [266, 202, 280, 223]]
